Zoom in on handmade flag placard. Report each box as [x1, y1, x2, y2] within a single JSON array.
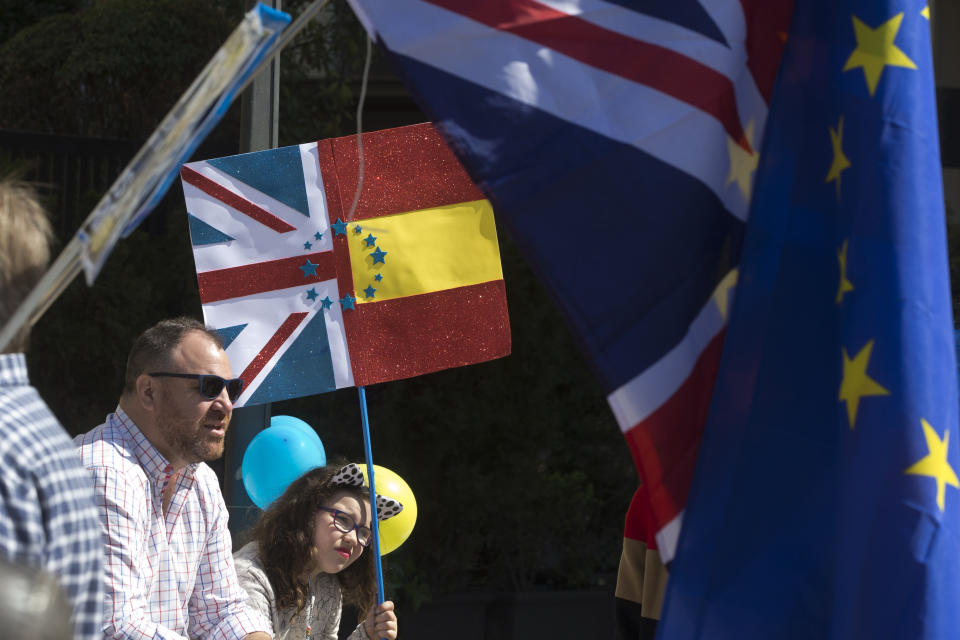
[[181, 123, 511, 407]]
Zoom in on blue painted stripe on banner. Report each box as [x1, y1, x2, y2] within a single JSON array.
[[215, 323, 247, 350], [188, 213, 235, 246], [246, 311, 337, 404], [391, 52, 744, 390], [207, 145, 311, 217]]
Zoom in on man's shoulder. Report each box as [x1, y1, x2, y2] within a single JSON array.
[[0, 387, 87, 477], [73, 419, 141, 475], [0, 391, 99, 543], [0, 383, 63, 441]]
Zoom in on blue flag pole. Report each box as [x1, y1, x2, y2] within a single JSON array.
[[357, 386, 387, 613]]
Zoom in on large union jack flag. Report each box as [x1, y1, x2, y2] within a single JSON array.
[[346, 3, 960, 638], [181, 124, 510, 408], [345, 0, 792, 563]]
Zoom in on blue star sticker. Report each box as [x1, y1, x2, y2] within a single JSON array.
[[363, 285, 377, 299], [354, 224, 363, 234], [320, 296, 334, 310], [364, 233, 377, 247], [305, 288, 318, 301], [314, 231, 323, 241], [339, 294, 356, 310], [332, 218, 347, 236], [371, 247, 387, 264], [303, 241, 312, 250], [374, 273, 383, 282], [299, 259, 318, 277]]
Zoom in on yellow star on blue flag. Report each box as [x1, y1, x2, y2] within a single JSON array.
[[905, 419, 960, 512], [661, 2, 960, 637], [843, 12, 917, 97]]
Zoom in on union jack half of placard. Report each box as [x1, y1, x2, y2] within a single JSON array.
[[182, 143, 350, 407], [181, 124, 511, 407]]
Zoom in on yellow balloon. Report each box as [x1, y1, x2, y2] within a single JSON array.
[[358, 464, 417, 556]]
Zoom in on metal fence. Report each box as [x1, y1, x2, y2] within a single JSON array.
[[0, 129, 139, 238]]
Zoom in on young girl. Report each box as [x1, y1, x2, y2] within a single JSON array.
[[235, 463, 403, 640]]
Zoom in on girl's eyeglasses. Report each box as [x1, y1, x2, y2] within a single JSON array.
[[148, 372, 244, 402], [318, 507, 373, 547]]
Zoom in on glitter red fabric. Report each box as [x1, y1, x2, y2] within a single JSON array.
[[349, 280, 510, 387], [197, 252, 336, 303], [314, 123, 511, 384], [330, 123, 484, 220]]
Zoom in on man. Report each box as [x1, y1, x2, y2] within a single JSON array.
[[75, 317, 271, 639], [0, 176, 103, 640]]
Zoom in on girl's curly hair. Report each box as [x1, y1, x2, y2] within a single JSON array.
[[250, 463, 377, 616]]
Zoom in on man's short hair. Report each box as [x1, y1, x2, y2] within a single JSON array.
[[0, 177, 53, 354], [123, 317, 224, 394]]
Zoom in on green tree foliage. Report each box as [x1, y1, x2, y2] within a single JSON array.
[[0, 0, 83, 47], [0, 13, 84, 134], [277, 0, 372, 145], [0, 0, 232, 138]]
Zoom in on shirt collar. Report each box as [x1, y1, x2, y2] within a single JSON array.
[[111, 406, 198, 484], [0, 353, 28, 387]]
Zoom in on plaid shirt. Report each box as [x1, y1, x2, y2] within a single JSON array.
[[75, 407, 270, 639], [0, 353, 103, 640]]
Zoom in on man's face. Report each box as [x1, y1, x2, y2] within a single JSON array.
[[152, 331, 234, 466]]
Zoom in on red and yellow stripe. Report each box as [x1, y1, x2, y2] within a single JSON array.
[[318, 123, 511, 387]]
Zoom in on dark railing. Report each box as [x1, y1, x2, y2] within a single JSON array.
[[0, 129, 140, 237]]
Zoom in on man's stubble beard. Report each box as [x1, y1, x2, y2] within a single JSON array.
[[156, 395, 227, 464]]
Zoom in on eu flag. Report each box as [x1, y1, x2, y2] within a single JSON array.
[[661, 1, 959, 638]]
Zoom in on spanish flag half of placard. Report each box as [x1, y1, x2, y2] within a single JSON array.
[[181, 123, 510, 406]]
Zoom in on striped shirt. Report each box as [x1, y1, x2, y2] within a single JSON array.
[[0, 353, 103, 640], [74, 406, 270, 639]]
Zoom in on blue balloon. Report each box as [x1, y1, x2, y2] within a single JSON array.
[[270, 415, 324, 452], [242, 419, 326, 509]]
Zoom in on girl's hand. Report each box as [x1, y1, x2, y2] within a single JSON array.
[[363, 600, 398, 640]]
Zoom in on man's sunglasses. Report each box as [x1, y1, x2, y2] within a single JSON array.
[[148, 372, 244, 402]]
